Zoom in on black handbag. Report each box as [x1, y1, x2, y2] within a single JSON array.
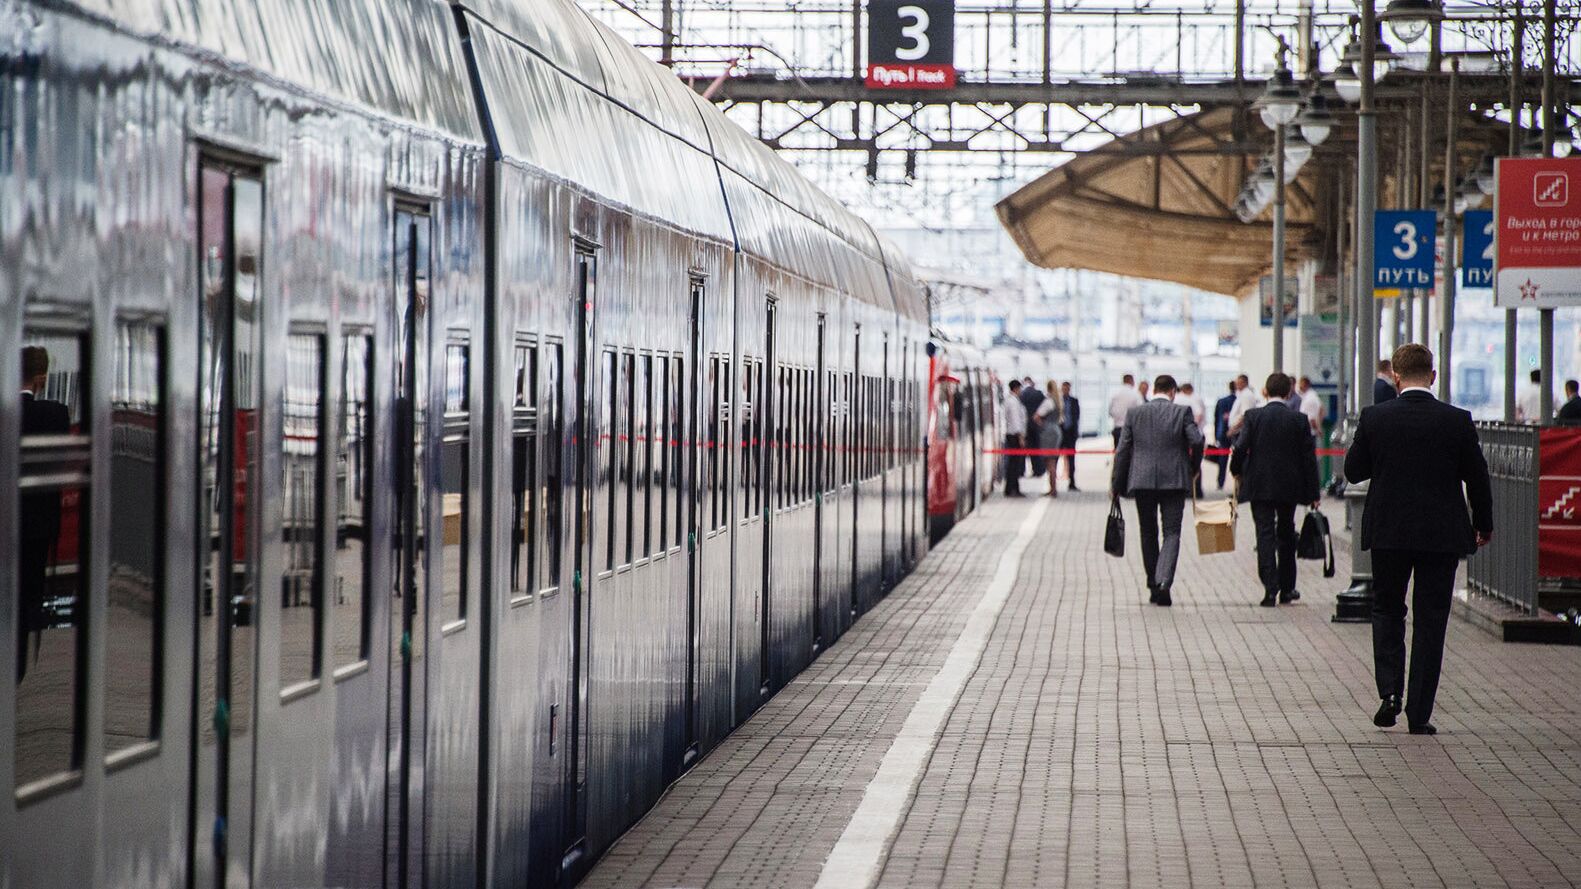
[[1298, 508, 1335, 577], [1104, 497, 1126, 558]]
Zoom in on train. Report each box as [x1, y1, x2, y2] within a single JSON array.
[[0, 1, 1001, 887]]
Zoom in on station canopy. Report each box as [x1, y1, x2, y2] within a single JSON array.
[[996, 106, 1322, 298]]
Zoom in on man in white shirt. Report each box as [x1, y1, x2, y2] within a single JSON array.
[[1516, 369, 1546, 424], [1297, 375, 1324, 436], [1002, 380, 1029, 497], [1107, 374, 1144, 449], [1175, 382, 1208, 432], [1226, 373, 1264, 439]]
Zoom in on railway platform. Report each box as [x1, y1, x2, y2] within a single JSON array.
[[582, 462, 1581, 889]]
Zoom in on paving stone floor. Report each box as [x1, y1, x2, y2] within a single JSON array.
[[582, 459, 1581, 889]]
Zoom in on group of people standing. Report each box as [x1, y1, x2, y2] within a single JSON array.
[[1098, 344, 1493, 736], [1000, 377, 1080, 498]]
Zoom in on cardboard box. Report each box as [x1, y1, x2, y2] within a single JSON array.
[[1194, 499, 1237, 555]]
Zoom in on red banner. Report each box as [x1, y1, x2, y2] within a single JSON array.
[[1494, 156, 1581, 307], [1540, 428, 1581, 578]]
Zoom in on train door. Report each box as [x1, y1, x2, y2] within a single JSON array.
[[811, 315, 825, 653], [189, 161, 265, 889], [757, 298, 776, 694], [879, 335, 890, 589], [849, 325, 860, 617], [388, 204, 433, 889], [562, 244, 598, 874]]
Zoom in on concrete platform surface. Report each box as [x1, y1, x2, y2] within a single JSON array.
[[581, 474, 1581, 889]]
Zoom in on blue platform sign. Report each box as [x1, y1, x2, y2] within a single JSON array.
[[1373, 209, 1436, 295], [1461, 209, 1494, 289]]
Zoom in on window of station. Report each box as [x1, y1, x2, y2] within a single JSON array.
[[281, 331, 326, 688], [441, 339, 471, 626], [511, 339, 538, 603], [335, 333, 373, 668], [541, 342, 564, 593], [16, 326, 90, 793], [106, 319, 164, 755]]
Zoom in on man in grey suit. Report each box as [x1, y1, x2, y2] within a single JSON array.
[[1112, 375, 1204, 606]]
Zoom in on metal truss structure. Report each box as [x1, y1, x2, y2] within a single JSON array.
[[580, 1, 1581, 261]]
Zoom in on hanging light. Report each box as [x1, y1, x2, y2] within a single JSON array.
[[1296, 92, 1336, 145], [1459, 176, 1486, 210], [1332, 60, 1363, 106], [1284, 128, 1313, 172], [1256, 42, 1303, 129], [1475, 154, 1497, 196], [1337, 21, 1400, 91], [1554, 109, 1575, 157], [1379, 0, 1444, 46]]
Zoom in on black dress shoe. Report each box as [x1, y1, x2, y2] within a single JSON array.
[[1374, 696, 1403, 728], [1280, 589, 1301, 604], [1068, 484, 1080, 492], [1408, 723, 1438, 735], [1260, 592, 1278, 607], [1155, 590, 1172, 607], [1147, 585, 1161, 604]]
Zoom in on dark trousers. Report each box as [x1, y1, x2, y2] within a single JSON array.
[[1250, 501, 1298, 596], [1060, 427, 1077, 483], [1214, 453, 1229, 489], [1004, 435, 1024, 495], [1371, 548, 1460, 727], [1111, 427, 1121, 449], [1133, 491, 1186, 592]]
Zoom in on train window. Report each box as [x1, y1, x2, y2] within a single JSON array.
[[105, 320, 164, 753], [713, 357, 730, 532], [636, 353, 652, 561], [511, 340, 538, 602], [622, 351, 637, 566], [542, 342, 564, 593], [739, 359, 753, 514], [604, 348, 619, 570], [16, 327, 90, 792], [441, 340, 470, 626], [671, 355, 685, 549], [281, 331, 326, 688], [334, 333, 373, 668], [657, 355, 670, 554]]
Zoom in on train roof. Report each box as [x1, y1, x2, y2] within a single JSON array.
[[42, 0, 483, 142]]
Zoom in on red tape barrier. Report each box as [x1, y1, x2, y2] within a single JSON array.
[[983, 447, 1348, 457]]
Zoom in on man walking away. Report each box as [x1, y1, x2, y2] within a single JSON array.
[[1231, 373, 1321, 607], [1297, 375, 1324, 437], [1002, 380, 1028, 498], [1112, 375, 1204, 607], [1177, 382, 1208, 496], [1020, 376, 1047, 479], [1226, 373, 1263, 439], [1344, 344, 1492, 735], [1373, 359, 1398, 404], [1108, 374, 1144, 449], [1517, 369, 1545, 424], [1060, 381, 1081, 490], [1559, 379, 1581, 423], [1213, 380, 1237, 490]]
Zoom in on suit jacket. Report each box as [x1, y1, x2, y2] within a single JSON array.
[[1373, 376, 1398, 404], [1112, 398, 1203, 496], [1020, 386, 1045, 430], [1343, 390, 1493, 555], [20, 392, 70, 542], [1559, 395, 1581, 422], [1230, 402, 1319, 505], [1213, 393, 1235, 442], [1060, 396, 1080, 435]]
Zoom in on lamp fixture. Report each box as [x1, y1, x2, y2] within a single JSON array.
[[1256, 40, 1303, 130], [1296, 92, 1335, 145], [1379, 0, 1444, 46]]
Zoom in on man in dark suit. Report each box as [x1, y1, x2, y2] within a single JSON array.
[[1231, 373, 1320, 607], [1344, 344, 1492, 735], [1112, 374, 1204, 607], [1558, 379, 1581, 423], [1373, 359, 1398, 404], [18, 346, 70, 681], [1059, 381, 1080, 491], [1019, 376, 1046, 479], [1212, 380, 1237, 490]]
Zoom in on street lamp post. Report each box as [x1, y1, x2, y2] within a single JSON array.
[[1540, 0, 1557, 425], [1439, 59, 1460, 402], [1335, 0, 1384, 624], [1258, 41, 1303, 374]]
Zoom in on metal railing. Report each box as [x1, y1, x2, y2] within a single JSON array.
[[1467, 422, 1540, 615]]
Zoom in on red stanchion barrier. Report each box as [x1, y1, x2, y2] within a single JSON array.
[[982, 447, 1348, 457]]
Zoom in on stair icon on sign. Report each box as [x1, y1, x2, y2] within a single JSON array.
[[1543, 485, 1581, 520]]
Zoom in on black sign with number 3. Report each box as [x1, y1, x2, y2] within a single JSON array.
[[866, 0, 955, 89]]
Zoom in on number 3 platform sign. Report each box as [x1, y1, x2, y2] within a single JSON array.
[[867, 0, 956, 90], [1372, 209, 1436, 297], [1495, 156, 1581, 308]]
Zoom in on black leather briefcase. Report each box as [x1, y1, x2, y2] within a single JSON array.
[[1298, 508, 1334, 577], [1104, 497, 1126, 559]]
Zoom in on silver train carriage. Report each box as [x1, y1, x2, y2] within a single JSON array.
[[0, 0, 967, 885]]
